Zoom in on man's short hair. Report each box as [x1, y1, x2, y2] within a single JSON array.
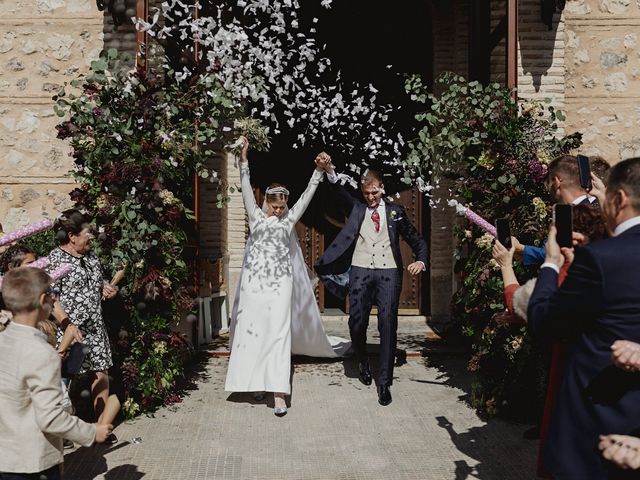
[[606, 157, 640, 212], [548, 155, 580, 187], [361, 169, 383, 186], [1, 267, 51, 314]]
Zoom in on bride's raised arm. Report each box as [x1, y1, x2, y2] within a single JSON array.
[[287, 156, 326, 225], [238, 138, 261, 227]]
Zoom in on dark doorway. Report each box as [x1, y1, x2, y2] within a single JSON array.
[[250, 1, 433, 314]]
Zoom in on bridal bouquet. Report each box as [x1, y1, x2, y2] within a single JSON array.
[[226, 117, 271, 156]]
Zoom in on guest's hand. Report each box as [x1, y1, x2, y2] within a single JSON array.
[[544, 226, 565, 269], [572, 231, 587, 247], [102, 283, 118, 300], [94, 423, 114, 443], [611, 340, 640, 372], [407, 261, 424, 276], [67, 323, 83, 343], [561, 247, 575, 266], [492, 240, 515, 268], [239, 135, 249, 163], [590, 173, 606, 204], [511, 236, 524, 260], [599, 434, 640, 470]]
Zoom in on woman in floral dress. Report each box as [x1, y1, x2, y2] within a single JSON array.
[[49, 209, 118, 434]]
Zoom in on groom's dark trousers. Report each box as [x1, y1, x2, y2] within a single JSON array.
[[349, 266, 402, 386], [315, 183, 427, 387]]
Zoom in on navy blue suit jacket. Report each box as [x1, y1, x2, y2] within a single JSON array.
[[315, 184, 428, 300], [528, 224, 640, 479]]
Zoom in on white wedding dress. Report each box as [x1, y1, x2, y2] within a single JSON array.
[[224, 162, 350, 395]]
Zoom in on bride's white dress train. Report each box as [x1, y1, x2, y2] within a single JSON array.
[[224, 163, 350, 395]]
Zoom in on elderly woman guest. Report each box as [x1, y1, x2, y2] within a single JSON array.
[[48, 209, 118, 435]]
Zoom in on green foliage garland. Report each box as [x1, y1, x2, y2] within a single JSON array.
[[404, 72, 582, 417], [54, 49, 237, 417]]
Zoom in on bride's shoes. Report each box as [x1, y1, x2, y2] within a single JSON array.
[[273, 393, 287, 416]]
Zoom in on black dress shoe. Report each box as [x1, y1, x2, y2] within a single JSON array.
[[358, 362, 372, 386], [378, 385, 392, 406]]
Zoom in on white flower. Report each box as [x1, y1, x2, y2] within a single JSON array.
[[475, 233, 494, 250]]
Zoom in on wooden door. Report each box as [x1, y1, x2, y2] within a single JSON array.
[[296, 186, 425, 315]]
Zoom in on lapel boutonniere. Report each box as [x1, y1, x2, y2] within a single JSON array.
[[389, 210, 402, 222]]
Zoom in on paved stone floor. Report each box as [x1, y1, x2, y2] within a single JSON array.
[[64, 319, 538, 480]]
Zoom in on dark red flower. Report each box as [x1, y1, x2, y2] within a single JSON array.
[[83, 83, 100, 95], [56, 121, 77, 139]]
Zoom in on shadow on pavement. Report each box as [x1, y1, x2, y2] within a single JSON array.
[[63, 444, 146, 480], [421, 353, 536, 480], [104, 464, 145, 480]]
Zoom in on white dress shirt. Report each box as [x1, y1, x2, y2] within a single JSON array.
[[613, 215, 640, 237]]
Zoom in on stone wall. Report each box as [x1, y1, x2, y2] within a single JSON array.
[[0, 0, 103, 232], [197, 150, 245, 306], [491, 0, 566, 117], [223, 153, 245, 307], [517, 0, 566, 124], [564, 0, 640, 162]]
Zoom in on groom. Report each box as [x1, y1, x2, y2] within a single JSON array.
[[315, 155, 428, 406]]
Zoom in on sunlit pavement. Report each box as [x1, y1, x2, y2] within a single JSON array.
[[64, 319, 537, 480]]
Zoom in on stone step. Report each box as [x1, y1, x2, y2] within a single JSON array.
[[207, 315, 464, 358]]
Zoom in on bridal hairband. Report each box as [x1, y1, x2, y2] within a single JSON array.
[[266, 186, 290, 196]]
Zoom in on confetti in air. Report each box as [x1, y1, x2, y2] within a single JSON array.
[[132, 0, 429, 193]]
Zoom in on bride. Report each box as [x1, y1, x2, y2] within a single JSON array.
[[225, 138, 350, 416]]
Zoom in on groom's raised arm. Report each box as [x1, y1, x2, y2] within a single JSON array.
[[325, 165, 357, 216]]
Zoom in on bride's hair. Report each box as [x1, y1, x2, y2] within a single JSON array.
[[265, 182, 289, 203]]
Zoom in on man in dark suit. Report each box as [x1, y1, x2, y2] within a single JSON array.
[[528, 157, 640, 479], [315, 158, 428, 406]]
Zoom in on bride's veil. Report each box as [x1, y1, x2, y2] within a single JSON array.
[[228, 200, 350, 358]]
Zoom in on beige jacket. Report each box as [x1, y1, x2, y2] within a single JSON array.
[[0, 321, 96, 473]]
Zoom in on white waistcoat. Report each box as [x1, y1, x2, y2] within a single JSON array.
[[352, 209, 398, 270]]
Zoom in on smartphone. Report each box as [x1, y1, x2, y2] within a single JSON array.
[[496, 218, 512, 249], [554, 204, 573, 248], [577, 154, 592, 191]]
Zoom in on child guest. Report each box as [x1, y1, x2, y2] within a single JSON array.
[[0, 267, 111, 480]]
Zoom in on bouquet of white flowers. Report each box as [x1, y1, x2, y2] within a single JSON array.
[[226, 117, 271, 156]]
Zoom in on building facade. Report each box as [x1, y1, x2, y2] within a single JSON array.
[[1, 0, 639, 327]]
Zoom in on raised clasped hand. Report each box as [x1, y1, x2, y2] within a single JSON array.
[[314, 151, 331, 171], [239, 135, 249, 162]]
